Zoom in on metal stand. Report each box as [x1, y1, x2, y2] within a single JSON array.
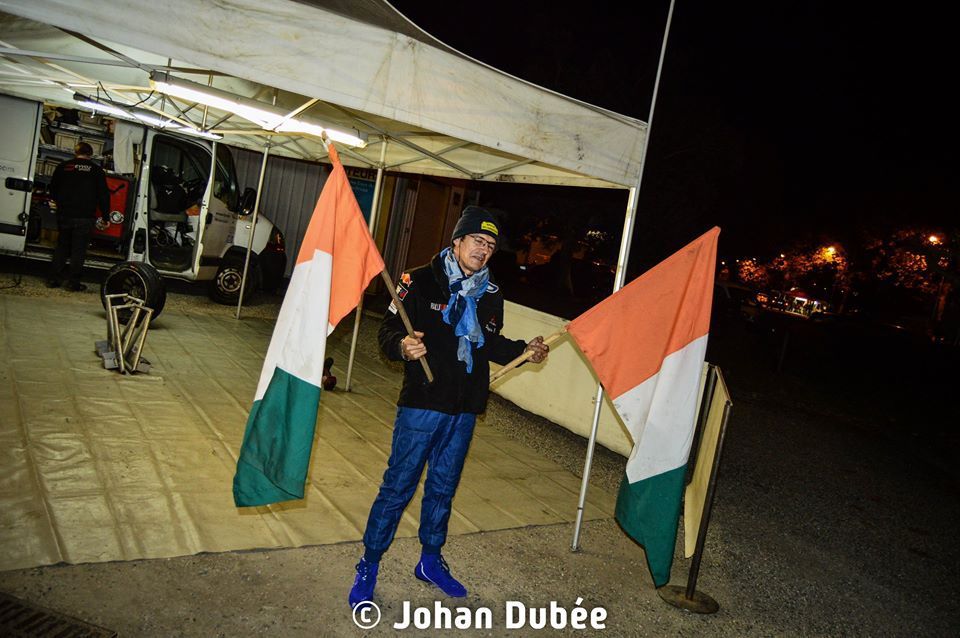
[[657, 585, 719, 614], [658, 366, 732, 615], [97, 293, 153, 374]]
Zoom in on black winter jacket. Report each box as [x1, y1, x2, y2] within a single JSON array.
[[379, 253, 527, 415], [50, 158, 110, 219]]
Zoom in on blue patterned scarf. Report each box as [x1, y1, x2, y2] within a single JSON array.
[[441, 247, 489, 373]]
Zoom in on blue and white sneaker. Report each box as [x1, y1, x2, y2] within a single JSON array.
[[349, 558, 379, 608], [414, 554, 468, 597]]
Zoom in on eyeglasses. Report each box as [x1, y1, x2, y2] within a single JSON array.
[[466, 234, 497, 252]]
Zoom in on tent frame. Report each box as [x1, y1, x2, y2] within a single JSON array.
[[0, 0, 676, 553]]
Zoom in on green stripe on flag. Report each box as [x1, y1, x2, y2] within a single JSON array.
[[615, 465, 687, 587], [233, 368, 321, 507]]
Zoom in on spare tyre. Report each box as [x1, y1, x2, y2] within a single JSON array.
[[100, 261, 166, 323]]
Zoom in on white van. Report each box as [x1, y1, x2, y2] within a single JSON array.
[[0, 93, 286, 317]]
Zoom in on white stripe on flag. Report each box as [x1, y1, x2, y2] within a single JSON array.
[[254, 250, 333, 401], [617, 334, 709, 483]]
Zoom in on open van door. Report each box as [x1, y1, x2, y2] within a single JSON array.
[[140, 132, 212, 277], [138, 131, 242, 282], [194, 142, 239, 278], [0, 94, 42, 253]]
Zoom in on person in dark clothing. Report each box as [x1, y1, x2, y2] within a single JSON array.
[[349, 206, 549, 608], [46, 142, 110, 291]]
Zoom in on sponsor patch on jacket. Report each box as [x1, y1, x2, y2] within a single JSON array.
[[389, 273, 412, 314], [396, 273, 412, 300], [430, 302, 448, 312], [484, 316, 499, 333]]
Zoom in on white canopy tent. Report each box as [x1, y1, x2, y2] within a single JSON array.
[[0, 0, 672, 552], [0, 0, 646, 188]]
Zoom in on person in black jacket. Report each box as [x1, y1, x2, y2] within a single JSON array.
[[349, 206, 549, 608], [46, 142, 110, 292]]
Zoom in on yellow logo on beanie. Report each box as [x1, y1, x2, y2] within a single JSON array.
[[481, 221, 499, 235]]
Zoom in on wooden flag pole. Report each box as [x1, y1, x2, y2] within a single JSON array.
[[380, 270, 434, 383], [489, 326, 567, 384]]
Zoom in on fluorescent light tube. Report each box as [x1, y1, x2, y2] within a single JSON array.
[[150, 71, 366, 147], [73, 94, 222, 140]]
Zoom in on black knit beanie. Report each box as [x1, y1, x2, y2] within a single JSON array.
[[451, 205, 500, 243]]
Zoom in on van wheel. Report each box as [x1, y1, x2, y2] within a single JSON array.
[[209, 254, 260, 305], [100, 261, 167, 323]]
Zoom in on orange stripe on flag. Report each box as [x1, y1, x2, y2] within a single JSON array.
[[567, 227, 719, 399], [297, 144, 385, 328]]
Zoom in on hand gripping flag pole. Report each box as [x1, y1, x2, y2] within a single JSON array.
[[381, 270, 434, 383], [488, 327, 566, 385]]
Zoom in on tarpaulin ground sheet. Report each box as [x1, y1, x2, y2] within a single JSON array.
[[0, 293, 614, 571]]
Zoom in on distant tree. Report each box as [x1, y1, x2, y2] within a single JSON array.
[[736, 258, 769, 287], [861, 228, 957, 336], [747, 242, 850, 307], [863, 228, 952, 294], [733, 227, 957, 334]]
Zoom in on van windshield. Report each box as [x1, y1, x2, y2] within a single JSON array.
[[214, 144, 240, 212]]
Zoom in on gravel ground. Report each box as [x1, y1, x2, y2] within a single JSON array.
[[1, 262, 959, 636]]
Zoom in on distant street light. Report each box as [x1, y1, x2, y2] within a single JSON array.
[[818, 245, 839, 263], [928, 234, 942, 245]]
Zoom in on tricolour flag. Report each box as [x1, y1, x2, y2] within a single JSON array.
[[233, 144, 384, 507], [566, 227, 719, 586]]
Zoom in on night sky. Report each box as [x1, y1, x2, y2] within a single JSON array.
[[389, 1, 955, 272]]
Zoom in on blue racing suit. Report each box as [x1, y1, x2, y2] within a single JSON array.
[[363, 253, 526, 557]]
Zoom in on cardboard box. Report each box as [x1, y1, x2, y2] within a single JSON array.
[[40, 228, 58, 245], [78, 112, 101, 127], [39, 159, 59, 176], [54, 131, 79, 151]]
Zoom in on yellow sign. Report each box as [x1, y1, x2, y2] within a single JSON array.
[[684, 365, 731, 558]]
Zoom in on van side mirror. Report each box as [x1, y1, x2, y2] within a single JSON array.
[[239, 187, 257, 216]]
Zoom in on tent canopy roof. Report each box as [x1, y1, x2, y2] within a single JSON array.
[[0, 0, 646, 188]]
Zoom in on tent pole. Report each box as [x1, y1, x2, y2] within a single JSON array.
[[571, 0, 677, 550], [345, 137, 388, 391], [236, 140, 271, 320], [571, 384, 606, 550]]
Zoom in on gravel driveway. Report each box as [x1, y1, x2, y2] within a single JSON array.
[[1, 263, 957, 636]]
